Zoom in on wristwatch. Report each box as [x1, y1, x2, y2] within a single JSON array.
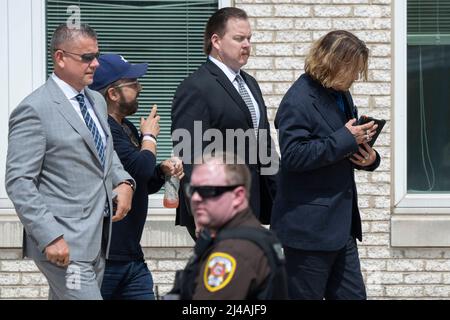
[[118, 179, 136, 192]]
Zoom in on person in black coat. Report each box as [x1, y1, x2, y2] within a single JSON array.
[[272, 30, 381, 300], [171, 7, 279, 240]]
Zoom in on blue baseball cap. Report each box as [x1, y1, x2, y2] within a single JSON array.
[[90, 54, 148, 91]]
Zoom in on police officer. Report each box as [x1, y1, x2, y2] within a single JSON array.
[[168, 153, 288, 300]]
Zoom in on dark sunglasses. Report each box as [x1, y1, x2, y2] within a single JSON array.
[[56, 49, 100, 63], [184, 184, 243, 199]]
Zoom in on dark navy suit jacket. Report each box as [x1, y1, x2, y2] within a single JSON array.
[[271, 74, 380, 251]]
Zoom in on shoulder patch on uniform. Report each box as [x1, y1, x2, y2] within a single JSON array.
[[203, 252, 236, 292]]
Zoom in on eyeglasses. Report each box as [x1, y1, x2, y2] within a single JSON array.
[[184, 184, 243, 199], [56, 49, 100, 63], [114, 81, 141, 90]]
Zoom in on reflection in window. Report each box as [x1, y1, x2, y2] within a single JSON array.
[[407, 0, 450, 192]]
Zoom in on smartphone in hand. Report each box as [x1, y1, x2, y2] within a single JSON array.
[[357, 115, 386, 147]]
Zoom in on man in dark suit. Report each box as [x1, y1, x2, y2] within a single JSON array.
[[272, 30, 380, 300], [171, 7, 278, 240]]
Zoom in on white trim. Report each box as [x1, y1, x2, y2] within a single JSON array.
[[0, 0, 10, 202], [394, 207, 450, 215], [391, 214, 450, 247], [393, 0, 450, 209], [218, 0, 232, 8], [395, 194, 450, 209], [31, 0, 46, 89], [0, 199, 14, 212], [393, 0, 407, 207], [0, 0, 46, 209]]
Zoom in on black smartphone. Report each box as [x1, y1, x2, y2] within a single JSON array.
[[357, 115, 386, 147]]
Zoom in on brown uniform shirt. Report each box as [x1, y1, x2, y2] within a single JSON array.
[[192, 209, 271, 300]]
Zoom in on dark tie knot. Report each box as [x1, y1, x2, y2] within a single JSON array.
[[75, 93, 85, 105], [235, 74, 244, 84]]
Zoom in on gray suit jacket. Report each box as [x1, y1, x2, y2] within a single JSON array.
[[5, 77, 133, 262]]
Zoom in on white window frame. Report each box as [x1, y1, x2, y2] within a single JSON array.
[[0, 0, 46, 212], [394, 0, 450, 211], [219, 0, 232, 7], [1, 0, 229, 214], [2, 0, 228, 246]]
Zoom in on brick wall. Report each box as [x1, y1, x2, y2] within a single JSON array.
[[0, 248, 191, 299], [2, 0, 450, 300]]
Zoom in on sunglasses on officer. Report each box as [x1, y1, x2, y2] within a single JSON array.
[[56, 49, 100, 63], [184, 183, 243, 199]]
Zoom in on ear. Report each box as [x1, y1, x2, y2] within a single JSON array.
[[107, 87, 120, 102], [232, 186, 246, 208], [211, 33, 221, 51], [53, 50, 65, 68]]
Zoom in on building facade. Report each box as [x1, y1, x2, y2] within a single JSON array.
[[1, 0, 450, 299]]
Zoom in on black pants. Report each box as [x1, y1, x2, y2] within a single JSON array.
[[284, 236, 366, 300]]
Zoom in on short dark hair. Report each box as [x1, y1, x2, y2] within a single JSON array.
[[194, 152, 252, 199], [203, 7, 248, 55], [50, 23, 97, 54]]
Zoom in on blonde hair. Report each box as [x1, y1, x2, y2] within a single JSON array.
[[305, 30, 369, 89]]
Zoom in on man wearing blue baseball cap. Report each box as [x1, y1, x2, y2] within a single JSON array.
[[90, 54, 184, 300]]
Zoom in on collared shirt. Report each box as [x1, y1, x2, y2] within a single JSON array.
[[51, 73, 107, 147], [330, 90, 346, 114], [208, 55, 261, 126]]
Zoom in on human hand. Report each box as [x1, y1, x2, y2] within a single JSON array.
[[140, 105, 160, 137], [345, 118, 378, 145], [45, 236, 70, 267], [350, 142, 376, 167], [112, 183, 133, 222], [160, 157, 185, 180]]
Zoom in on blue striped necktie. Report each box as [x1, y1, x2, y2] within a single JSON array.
[[75, 94, 105, 167]]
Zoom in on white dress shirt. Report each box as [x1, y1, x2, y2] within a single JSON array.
[[51, 73, 107, 147], [208, 55, 261, 126]]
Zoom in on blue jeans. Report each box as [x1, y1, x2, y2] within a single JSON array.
[[101, 260, 155, 300]]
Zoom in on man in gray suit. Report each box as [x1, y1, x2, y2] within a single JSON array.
[[5, 23, 135, 300]]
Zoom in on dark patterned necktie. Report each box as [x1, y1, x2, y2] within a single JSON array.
[[235, 74, 258, 137], [75, 94, 105, 167]]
